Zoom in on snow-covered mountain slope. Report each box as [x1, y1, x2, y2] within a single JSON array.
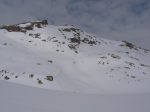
[[0, 20, 150, 94]]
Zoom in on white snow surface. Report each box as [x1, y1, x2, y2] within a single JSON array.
[[0, 22, 150, 94], [0, 80, 150, 112]]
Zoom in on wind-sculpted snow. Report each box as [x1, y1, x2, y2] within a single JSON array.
[[0, 20, 150, 94]]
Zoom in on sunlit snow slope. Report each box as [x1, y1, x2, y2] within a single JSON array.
[[0, 20, 150, 94]]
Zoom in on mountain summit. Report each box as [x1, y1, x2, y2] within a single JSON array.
[[0, 20, 150, 93]]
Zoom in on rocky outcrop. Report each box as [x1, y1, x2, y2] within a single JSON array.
[[0, 20, 48, 33]]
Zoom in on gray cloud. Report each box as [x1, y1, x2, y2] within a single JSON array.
[[0, 0, 150, 49]]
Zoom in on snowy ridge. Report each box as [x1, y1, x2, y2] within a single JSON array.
[[0, 20, 150, 94]]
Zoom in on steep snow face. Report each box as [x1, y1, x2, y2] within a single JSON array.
[[0, 21, 150, 94]]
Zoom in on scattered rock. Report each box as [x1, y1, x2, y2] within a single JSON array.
[[37, 63, 41, 65], [70, 38, 80, 44], [15, 76, 18, 78], [42, 39, 46, 42], [29, 33, 41, 39], [131, 76, 136, 78], [37, 78, 43, 84], [29, 74, 34, 78], [48, 60, 53, 63], [120, 41, 138, 51], [110, 54, 121, 59], [4, 76, 10, 80], [45, 76, 53, 81], [62, 27, 79, 32], [140, 63, 150, 68], [3, 43, 7, 45]]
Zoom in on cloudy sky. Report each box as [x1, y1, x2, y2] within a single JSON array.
[[0, 0, 150, 49]]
